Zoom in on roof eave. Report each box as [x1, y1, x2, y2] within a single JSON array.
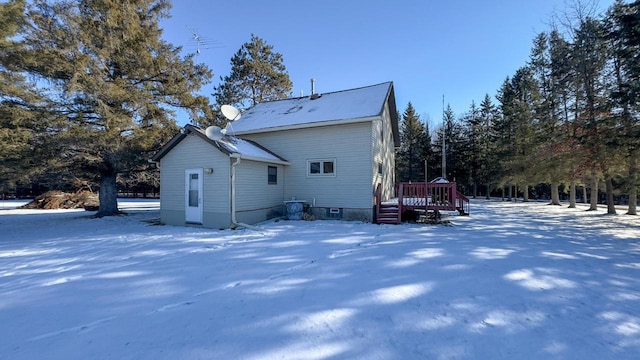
[[385, 83, 401, 147], [229, 153, 290, 166], [150, 125, 241, 162], [150, 128, 188, 162]]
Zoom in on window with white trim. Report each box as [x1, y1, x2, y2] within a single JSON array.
[[268, 166, 277, 184], [308, 159, 336, 176]]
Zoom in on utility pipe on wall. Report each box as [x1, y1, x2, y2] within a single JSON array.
[[230, 155, 261, 231]]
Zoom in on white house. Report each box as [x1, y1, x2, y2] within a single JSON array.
[[151, 82, 400, 229]]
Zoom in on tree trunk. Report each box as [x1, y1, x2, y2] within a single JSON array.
[[589, 170, 598, 211], [523, 185, 529, 202], [96, 172, 120, 217], [473, 182, 477, 199], [550, 181, 561, 205], [628, 153, 638, 215], [582, 186, 588, 204], [605, 174, 616, 215], [569, 179, 576, 208]]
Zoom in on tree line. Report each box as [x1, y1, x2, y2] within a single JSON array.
[[396, 0, 639, 215], [0, 0, 291, 215], [3, 0, 637, 216]]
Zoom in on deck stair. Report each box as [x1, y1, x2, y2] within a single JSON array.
[[376, 203, 401, 224], [375, 183, 402, 224]]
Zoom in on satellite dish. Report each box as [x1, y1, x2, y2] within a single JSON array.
[[205, 126, 223, 141], [221, 105, 241, 121]]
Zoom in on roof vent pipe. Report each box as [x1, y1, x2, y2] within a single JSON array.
[[311, 78, 315, 95]]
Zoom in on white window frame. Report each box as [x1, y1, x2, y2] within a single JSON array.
[[307, 158, 336, 177], [268, 165, 278, 184]]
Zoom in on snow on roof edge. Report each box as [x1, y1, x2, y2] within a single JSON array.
[[254, 81, 394, 106]]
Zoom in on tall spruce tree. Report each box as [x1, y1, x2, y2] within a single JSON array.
[[462, 97, 497, 198], [433, 105, 466, 184], [511, 67, 541, 202], [478, 94, 500, 198], [530, 32, 567, 205], [4, 0, 213, 215], [462, 101, 482, 197], [548, 30, 582, 208], [397, 103, 430, 182], [212, 34, 292, 118], [573, 17, 609, 211], [495, 77, 518, 198], [606, 0, 640, 215]]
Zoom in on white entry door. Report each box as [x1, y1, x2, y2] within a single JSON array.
[[185, 169, 203, 224]]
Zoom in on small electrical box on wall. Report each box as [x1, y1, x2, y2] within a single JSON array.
[[327, 208, 343, 219]]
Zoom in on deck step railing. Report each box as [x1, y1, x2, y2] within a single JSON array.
[[375, 183, 401, 224], [455, 191, 470, 215]]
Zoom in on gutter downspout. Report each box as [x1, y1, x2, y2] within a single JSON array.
[[230, 155, 261, 231], [148, 159, 160, 169]]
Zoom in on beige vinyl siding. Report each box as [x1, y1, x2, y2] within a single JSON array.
[[234, 160, 285, 211], [159, 135, 230, 225], [242, 121, 373, 209]]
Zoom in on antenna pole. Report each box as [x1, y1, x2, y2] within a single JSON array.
[[425, 159, 428, 184], [186, 25, 207, 57], [442, 95, 446, 179]]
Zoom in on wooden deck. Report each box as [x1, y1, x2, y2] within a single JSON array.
[[375, 182, 469, 224]]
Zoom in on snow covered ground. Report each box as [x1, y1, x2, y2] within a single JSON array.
[[1, 199, 639, 359]]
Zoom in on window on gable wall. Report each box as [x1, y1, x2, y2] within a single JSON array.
[[308, 159, 336, 176], [268, 166, 277, 184]]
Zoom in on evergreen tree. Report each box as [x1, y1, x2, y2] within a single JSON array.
[[548, 30, 583, 207], [423, 120, 436, 180], [461, 101, 482, 197], [3, 0, 213, 215], [433, 105, 466, 184], [510, 67, 541, 201], [212, 34, 292, 118], [396, 103, 431, 182], [605, 0, 640, 214], [494, 77, 518, 198], [478, 94, 500, 198], [0, 0, 57, 196], [530, 32, 567, 205], [573, 17, 609, 211], [462, 97, 497, 198]]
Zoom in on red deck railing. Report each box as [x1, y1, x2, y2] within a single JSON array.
[[396, 182, 460, 211], [378, 182, 469, 222]]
